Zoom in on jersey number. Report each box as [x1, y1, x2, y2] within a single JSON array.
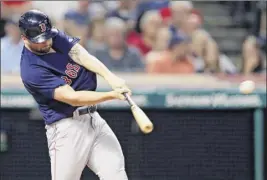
[[61, 63, 80, 85], [61, 76, 72, 85]]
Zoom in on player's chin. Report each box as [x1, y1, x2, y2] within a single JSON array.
[[39, 46, 51, 53]]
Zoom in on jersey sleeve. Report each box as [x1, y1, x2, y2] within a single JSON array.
[[52, 30, 80, 54], [22, 66, 66, 100]]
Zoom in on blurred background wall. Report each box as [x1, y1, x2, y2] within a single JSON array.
[[0, 1, 266, 180]]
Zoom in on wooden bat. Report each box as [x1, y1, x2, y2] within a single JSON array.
[[123, 93, 154, 134]]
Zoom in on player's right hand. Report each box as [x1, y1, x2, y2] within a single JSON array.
[[111, 87, 131, 100]]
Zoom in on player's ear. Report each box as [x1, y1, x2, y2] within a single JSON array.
[[21, 35, 27, 41], [21, 35, 31, 45]]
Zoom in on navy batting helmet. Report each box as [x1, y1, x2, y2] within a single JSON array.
[[19, 10, 58, 43]]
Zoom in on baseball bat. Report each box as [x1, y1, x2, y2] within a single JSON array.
[[123, 93, 154, 134]]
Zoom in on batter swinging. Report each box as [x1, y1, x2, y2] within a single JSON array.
[[19, 10, 130, 180]]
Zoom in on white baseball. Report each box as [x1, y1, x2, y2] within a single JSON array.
[[239, 80, 255, 94]]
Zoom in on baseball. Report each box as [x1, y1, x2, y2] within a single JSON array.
[[239, 80, 255, 94]]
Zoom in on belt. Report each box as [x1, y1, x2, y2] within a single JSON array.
[[77, 105, 97, 116]]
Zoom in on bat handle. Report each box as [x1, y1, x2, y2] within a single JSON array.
[[123, 93, 135, 107]]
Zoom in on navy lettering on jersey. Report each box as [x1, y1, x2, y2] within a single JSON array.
[[20, 30, 97, 125]]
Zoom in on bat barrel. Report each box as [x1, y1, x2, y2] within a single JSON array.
[[123, 93, 154, 134], [131, 105, 154, 134], [142, 124, 154, 134]]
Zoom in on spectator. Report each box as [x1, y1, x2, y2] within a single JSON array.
[[146, 25, 205, 73], [102, 1, 120, 12], [170, 1, 221, 73], [159, 7, 172, 26], [127, 10, 163, 55], [242, 7, 266, 74], [63, 1, 90, 37], [145, 27, 171, 62], [1, 1, 32, 19], [146, 34, 195, 74], [188, 12, 237, 74], [154, 27, 172, 51], [1, 1, 32, 38], [83, 3, 107, 53], [93, 17, 144, 72], [169, 1, 193, 34], [31, 1, 77, 27], [191, 31, 220, 73], [62, 8, 89, 47], [135, 0, 169, 20], [1, 16, 24, 74], [88, 2, 107, 21], [107, 0, 137, 31], [86, 18, 106, 54]]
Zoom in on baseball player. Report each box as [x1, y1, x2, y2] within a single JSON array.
[[19, 10, 130, 180]]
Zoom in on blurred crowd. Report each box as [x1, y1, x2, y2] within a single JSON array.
[[1, 0, 266, 75]]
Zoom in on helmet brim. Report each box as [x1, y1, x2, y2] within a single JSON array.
[[29, 28, 58, 43]]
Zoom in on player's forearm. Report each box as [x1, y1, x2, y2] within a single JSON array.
[[71, 91, 115, 106]]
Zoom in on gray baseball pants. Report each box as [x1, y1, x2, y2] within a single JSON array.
[[45, 108, 128, 180]]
